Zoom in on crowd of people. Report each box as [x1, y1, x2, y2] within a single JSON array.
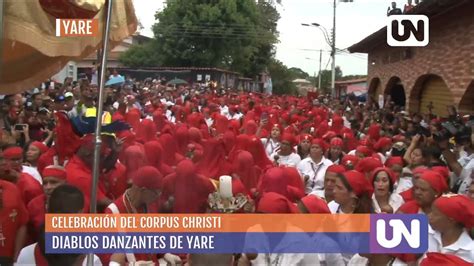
[[0, 74, 473, 265], [387, 0, 423, 16]]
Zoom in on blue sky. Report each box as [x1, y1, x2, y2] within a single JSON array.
[[133, 0, 403, 76]]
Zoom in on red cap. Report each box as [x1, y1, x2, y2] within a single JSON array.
[[431, 166, 450, 181], [385, 156, 404, 168], [300, 194, 330, 214], [299, 134, 313, 143], [322, 131, 337, 141], [374, 137, 392, 151], [412, 166, 428, 177], [3, 146, 23, 159], [434, 194, 474, 228], [326, 164, 346, 174], [356, 157, 383, 174], [420, 253, 472, 266], [80, 134, 112, 157], [341, 155, 359, 169], [367, 124, 381, 140], [355, 146, 372, 157], [343, 170, 373, 198], [131, 166, 163, 190], [42, 166, 67, 180], [311, 138, 327, 153], [330, 137, 344, 147], [281, 133, 296, 146], [31, 141, 48, 154], [257, 192, 299, 214], [418, 170, 448, 194], [370, 167, 397, 185]]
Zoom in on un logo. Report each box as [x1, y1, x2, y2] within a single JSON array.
[[387, 15, 429, 47], [370, 214, 428, 253]]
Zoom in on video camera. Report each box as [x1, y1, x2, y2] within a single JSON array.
[[433, 120, 472, 144]]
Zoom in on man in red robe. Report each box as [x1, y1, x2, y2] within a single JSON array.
[[66, 134, 118, 212], [2, 146, 43, 206], [27, 166, 67, 241], [0, 150, 28, 264], [103, 166, 181, 265]]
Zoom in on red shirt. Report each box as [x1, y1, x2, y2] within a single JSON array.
[[103, 162, 127, 200], [400, 187, 414, 202], [66, 155, 107, 203], [0, 179, 29, 258], [27, 194, 46, 242], [16, 173, 43, 206]]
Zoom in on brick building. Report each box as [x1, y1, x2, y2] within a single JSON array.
[[348, 0, 474, 117]]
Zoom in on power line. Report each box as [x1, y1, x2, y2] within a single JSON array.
[[324, 57, 331, 70], [161, 22, 271, 28], [155, 30, 277, 40]]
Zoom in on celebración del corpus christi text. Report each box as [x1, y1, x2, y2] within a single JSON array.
[[51, 216, 222, 229]]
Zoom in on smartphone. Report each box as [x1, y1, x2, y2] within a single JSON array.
[[14, 124, 27, 131], [260, 112, 268, 121]]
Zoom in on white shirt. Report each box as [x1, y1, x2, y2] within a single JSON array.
[[205, 117, 214, 128], [425, 229, 474, 263], [164, 109, 177, 124], [261, 138, 280, 158], [348, 254, 368, 266], [245, 224, 320, 266], [219, 105, 229, 117], [22, 165, 42, 185], [230, 113, 243, 120], [297, 157, 333, 194], [325, 201, 356, 264], [395, 177, 413, 195], [16, 243, 102, 265], [457, 155, 474, 195], [271, 152, 301, 168], [328, 201, 341, 214], [371, 193, 404, 213]]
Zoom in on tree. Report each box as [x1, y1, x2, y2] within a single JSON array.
[[288, 67, 310, 80], [311, 66, 343, 94], [340, 75, 367, 81], [120, 0, 280, 77], [268, 59, 296, 95], [245, 0, 280, 77]]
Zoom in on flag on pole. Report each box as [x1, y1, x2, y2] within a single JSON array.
[[0, 0, 137, 94]]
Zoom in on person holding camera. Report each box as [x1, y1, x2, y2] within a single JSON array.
[[433, 115, 474, 195]]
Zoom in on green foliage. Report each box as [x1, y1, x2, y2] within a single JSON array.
[[311, 66, 343, 94], [288, 67, 310, 79], [120, 0, 280, 77], [118, 41, 162, 67]]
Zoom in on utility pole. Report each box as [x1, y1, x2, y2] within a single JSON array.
[[331, 0, 336, 98], [318, 49, 322, 91]]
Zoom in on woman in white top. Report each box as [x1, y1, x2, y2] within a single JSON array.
[[270, 133, 301, 167], [296, 134, 312, 160], [370, 167, 404, 213], [328, 170, 374, 264], [16, 242, 102, 265], [260, 123, 281, 158], [23, 141, 48, 184], [424, 194, 474, 263], [297, 139, 333, 194]]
